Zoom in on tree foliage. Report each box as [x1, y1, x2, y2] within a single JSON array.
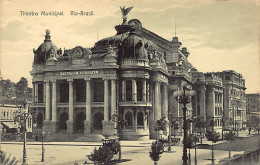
[[155, 117, 167, 131], [0, 77, 31, 101], [205, 130, 221, 143], [88, 146, 114, 165], [224, 131, 236, 141], [247, 116, 260, 131], [15, 77, 29, 98], [149, 141, 164, 163]]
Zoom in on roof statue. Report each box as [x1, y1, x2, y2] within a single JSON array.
[[120, 6, 133, 25]]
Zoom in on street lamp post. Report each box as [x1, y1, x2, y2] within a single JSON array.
[[173, 81, 196, 165], [168, 109, 172, 152], [41, 131, 45, 162], [13, 103, 33, 165], [194, 128, 197, 165]]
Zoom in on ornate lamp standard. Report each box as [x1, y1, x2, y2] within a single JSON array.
[[13, 103, 33, 165], [173, 81, 196, 165]]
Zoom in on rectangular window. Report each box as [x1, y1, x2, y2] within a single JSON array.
[[215, 107, 218, 116], [38, 84, 44, 103], [137, 80, 143, 101], [60, 83, 69, 103], [93, 80, 104, 102], [75, 79, 86, 102], [126, 80, 132, 101]]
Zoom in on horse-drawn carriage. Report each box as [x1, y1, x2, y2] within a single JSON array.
[[102, 137, 120, 154]]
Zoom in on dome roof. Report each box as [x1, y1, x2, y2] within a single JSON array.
[[33, 30, 59, 64], [94, 32, 128, 50], [93, 24, 135, 51]]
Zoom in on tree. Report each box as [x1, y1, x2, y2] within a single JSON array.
[[15, 77, 28, 98], [149, 141, 164, 165], [223, 131, 236, 158], [194, 118, 207, 144], [205, 130, 221, 165], [249, 116, 260, 134], [155, 117, 167, 141], [88, 146, 114, 165], [0, 79, 14, 98]]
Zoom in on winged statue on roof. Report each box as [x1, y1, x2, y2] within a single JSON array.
[[120, 6, 133, 24]]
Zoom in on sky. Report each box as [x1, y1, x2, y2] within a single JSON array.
[[0, 0, 259, 93]]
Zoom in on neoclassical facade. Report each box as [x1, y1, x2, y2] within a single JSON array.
[[31, 17, 175, 140], [31, 10, 246, 141]]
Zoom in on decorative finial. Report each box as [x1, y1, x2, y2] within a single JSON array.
[[46, 29, 50, 35], [44, 29, 51, 42], [120, 6, 133, 25]]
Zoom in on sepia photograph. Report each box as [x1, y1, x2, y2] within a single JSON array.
[[0, 0, 259, 164]]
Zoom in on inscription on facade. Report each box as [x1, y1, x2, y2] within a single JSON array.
[[60, 71, 98, 76]]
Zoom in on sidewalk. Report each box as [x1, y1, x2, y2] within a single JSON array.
[[1, 140, 154, 147]]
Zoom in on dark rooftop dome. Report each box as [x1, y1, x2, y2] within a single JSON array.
[[118, 32, 160, 63], [33, 30, 59, 64]]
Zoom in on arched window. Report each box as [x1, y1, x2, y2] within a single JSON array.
[[59, 112, 68, 130], [137, 112, 144, 126], [125, 111, 132, 128]]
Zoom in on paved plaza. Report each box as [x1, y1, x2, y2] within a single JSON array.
[[1, 132, 259, 165]]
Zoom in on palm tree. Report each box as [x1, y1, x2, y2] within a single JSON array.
[[205, 130, 221, 165], [223, 131, 236, 158]]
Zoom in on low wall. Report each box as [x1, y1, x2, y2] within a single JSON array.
[[219, 148, 260, 165]]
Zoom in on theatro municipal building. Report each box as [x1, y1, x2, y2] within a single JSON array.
[[31, 8, 246, 141]]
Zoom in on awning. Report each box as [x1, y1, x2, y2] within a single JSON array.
[[1, 122, 17, 129]]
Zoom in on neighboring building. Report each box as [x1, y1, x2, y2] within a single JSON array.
[[204, 73, 224, 133], [0, 100, 33, 135], [192, 71, 224, 133], [214, 70, 247, 130], [246, 93, 260, 120]]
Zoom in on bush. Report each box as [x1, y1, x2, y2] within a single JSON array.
[[88, 146, 114, 165], [0, 150, 18, 165]]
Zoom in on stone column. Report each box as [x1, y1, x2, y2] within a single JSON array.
[[45, 81, 50, 121], [207, 87, 215, 131], [102, 78, 114, 136], [35, 82, 38, 103], [122, 80, 126, 102], [111, 79, 116, 117], [147, 81, 150, 102], [142, 80, 147, 102], [104, 79, 109, 121], [154, 81, 161, 119], [84, 78, 91, 134], [43, 82, 46, 103], [50, 80, 58, 133], [163, 83, 169, 135], [132, 79, 137, 102], [200, 86, 206, 120], [44, 80, 50, 132], [32, 82, 35, 103], [67, 79, 74, 134], [163, 83, 168, 119]]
